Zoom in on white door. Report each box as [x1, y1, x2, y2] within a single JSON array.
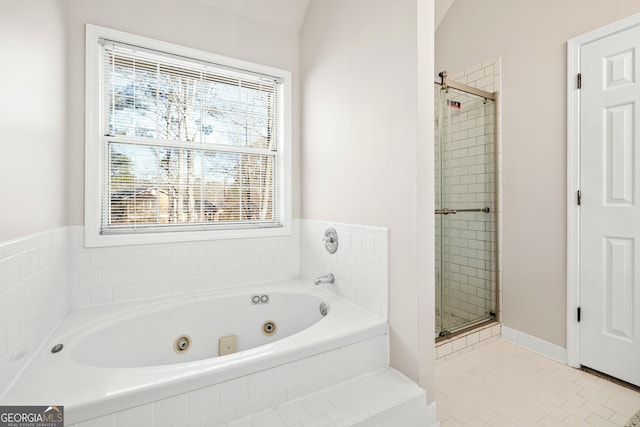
[[580, 25, 640, 387]]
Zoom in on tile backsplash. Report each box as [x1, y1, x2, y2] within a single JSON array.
[[300, 220, 389, 319], [0, 227, 68, 394], [68, 221, 301, 308]]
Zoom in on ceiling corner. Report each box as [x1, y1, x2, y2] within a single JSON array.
[[435, 0, 455, 30]]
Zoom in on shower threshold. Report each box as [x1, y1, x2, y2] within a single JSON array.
[[436, 315, 496, 343]]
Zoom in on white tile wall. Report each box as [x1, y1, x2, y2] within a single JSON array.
[[435, 322, 501, 363], [300, 220, 389, 319], [0, 227, 68, 395], [67, 221, 300, 308], [224, 368, 428, 427], [66, 367, 432, 427], [3, 219, 395, 425], [449, 57, 502, 93], [435, 57, 502, 331], [65, 335, 388, 426], [449, 57, 504, 323]]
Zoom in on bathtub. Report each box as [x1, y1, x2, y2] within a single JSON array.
[[1, 279, 387, 424]]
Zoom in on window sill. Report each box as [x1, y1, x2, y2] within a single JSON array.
[[84, 223, 292, 248]]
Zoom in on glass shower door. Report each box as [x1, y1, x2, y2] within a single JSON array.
[[435, 83, 496, 338]]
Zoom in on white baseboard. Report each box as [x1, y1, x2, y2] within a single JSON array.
[[501, 326, 567, 363]]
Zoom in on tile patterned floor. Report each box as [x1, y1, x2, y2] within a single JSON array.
[[436, 340, 640, 426]]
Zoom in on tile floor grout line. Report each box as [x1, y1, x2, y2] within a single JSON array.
[[436, 339, 640, 427]]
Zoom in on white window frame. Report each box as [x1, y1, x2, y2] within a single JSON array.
[[85, 24, 292, 247]]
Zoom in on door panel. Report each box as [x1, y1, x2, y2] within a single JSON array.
[[603, 237, 634, 340], [605, 104, 634, 205], [435, 84, 496, 337], [580, 25, 640, 387]]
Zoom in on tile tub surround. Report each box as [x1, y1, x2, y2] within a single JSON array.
[[300, 220, 389, 319], [2, 219, 400, 424], [69, 218, 390, 316], [67, 221, 300, 308], [2, 277, 390, 424], [222, 369, 431, 427], [65, 368, 433, 427], [0, 227, 68, 395]]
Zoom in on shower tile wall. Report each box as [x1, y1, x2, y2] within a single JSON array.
[[436, 58, 502, 330], [439, 95, 495, 323], [449, 58, 501, 93]]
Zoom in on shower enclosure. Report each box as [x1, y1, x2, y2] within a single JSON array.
[[435, 73, 498, 339]]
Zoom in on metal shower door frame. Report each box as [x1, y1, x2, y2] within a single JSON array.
[[434, 77, 500, 339]]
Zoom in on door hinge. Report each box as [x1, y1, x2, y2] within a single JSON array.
[[577, 307, 581, 322], [577, 190, 581, 206], [577, 73, 582, 89]]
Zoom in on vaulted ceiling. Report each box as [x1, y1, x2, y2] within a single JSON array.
[[195, 0, 454, 33], [194, 0, 311, 32], [435, 0, 456, 29]]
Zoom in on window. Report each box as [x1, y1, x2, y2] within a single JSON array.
[[85, 25, 291, 246]]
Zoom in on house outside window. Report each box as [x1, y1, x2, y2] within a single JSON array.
[[85, 25, 292, 247]]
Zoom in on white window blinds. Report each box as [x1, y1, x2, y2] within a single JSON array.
[[100, 40, 282, 234]]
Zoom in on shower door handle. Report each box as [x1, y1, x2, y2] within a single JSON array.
[[435, 207, 490, 215], [435, 208, 457, 215]]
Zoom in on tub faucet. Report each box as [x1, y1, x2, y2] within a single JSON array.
[[314, 273, 335, 286]]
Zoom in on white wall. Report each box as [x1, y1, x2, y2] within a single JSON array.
[[64, 0, 302, 225], [436, 0, 640, 347], [0, 0, 67, 242], [301, 0, 435, 397], [416, 0, 436, 399]]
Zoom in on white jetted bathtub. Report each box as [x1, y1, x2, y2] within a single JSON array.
[[1, 279, 387, 424]]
